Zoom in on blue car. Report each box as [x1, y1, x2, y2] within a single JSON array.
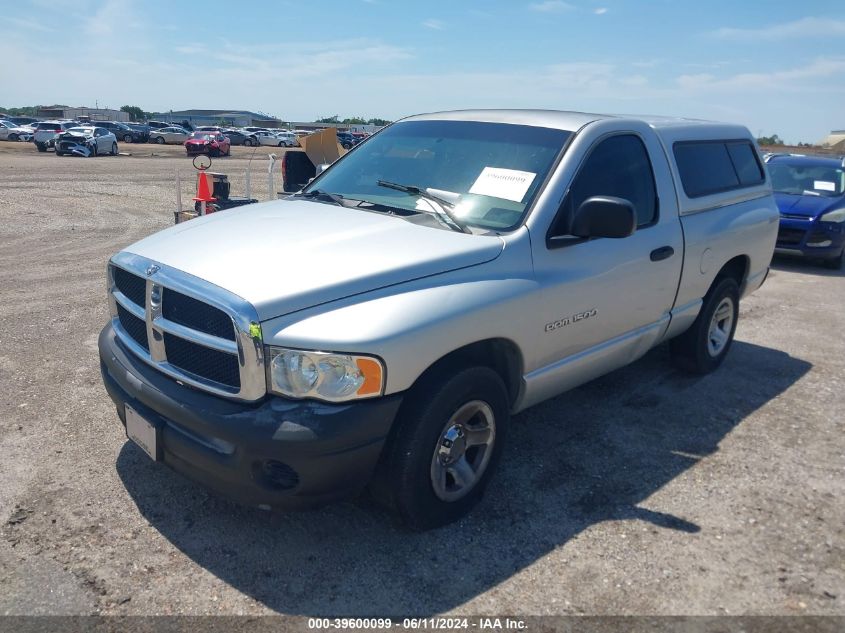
[[766, 154, 845, 269]]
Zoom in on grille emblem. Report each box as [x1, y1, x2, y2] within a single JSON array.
[[146, 264, 160, 276]]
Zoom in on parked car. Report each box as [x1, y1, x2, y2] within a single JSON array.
[[766, 153, 845, 269], [243, 126, 270, 133], [99, 110, 777, 529], [274, 131, 298, 147], [55, 126, 118, 157], [6, 116, 39, 126], [147, 121, 171, 130], [33, 121, 78, 151], [0, 120, 34, 141], [149, 127, 190, 144], [91, 121, 145, 143], [221, 129, 257, 146], [336, 132, 357, 149], [127, 123, 150, 143], [253, 130, 289, 146], [184, 131, 230, 157]]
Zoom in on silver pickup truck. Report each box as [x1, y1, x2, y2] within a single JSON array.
[[99, 110, 778, 529]]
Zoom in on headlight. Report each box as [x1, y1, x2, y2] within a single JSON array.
[[819, 208, 845, 223], [266, 347, 384, 402]]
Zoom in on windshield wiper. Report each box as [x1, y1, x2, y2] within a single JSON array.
[[296, 189, 346, 206], [376, 179, 470, 233]]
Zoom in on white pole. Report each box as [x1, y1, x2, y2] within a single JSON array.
[[175, 170, 183, 214], [245, 165, 251, 199], [200, 200, 206, 216], [267, 153, 277, 201]]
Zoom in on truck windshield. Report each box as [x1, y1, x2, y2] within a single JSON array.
[[304, 120, 571, 231]]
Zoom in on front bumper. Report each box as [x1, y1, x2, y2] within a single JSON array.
[[185, 144, 218, 155], [775, 217, 845, 259], [99, 323, 403, 510]]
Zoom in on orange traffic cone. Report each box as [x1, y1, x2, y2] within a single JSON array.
[[193, 172, 216, 203]]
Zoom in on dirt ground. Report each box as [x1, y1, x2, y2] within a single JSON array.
[[0, 140, 842, 617]]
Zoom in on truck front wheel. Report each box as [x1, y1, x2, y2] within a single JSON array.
[[373, 366, 509, 530], [671, 277, 739, 374]]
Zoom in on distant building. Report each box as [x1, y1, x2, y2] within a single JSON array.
[[35, 106, 129, 121], [818, 129, 845, 150], [288, 121, 385, 134], [150, 109, 282, 128]]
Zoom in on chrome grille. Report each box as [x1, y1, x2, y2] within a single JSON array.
[[107, 254, 265, 401], [113, 265, 146, 307], [161, 288, 236, 341], [116, 303, 148, 351], [163, 333, 241, 389]]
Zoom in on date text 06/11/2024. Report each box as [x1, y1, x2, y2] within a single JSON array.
[[307, 617, 528, 630]]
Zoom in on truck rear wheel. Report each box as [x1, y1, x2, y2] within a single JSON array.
[[373, 366, 509, 530], [670, 277, 739, 374]]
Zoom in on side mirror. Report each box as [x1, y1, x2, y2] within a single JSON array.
[[571, 196, 636, 239]]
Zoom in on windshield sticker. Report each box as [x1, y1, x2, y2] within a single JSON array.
[[814, 181, 836, 192], [469, 167, 536, 203]]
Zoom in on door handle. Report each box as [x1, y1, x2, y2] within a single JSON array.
[[650, 246, 675, 261]]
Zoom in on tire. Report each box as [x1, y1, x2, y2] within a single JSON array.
[[9, 133, 18, 141], [225, 146, 231, 156], [372, 366, 509, 530], [822, 248, 844, 270], [56, 151, 65, 156], [123, 134, 133, 143], [91, 143, 98, 157], [155, 136, 165, 144], [670, 277, 740, 374], [36, 143, 47, 152], [111, 142, 118, 156]]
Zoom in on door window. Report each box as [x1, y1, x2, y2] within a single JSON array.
[[551, 134, 658, 237]]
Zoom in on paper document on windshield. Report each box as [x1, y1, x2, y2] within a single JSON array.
[[469, 167, 536, 203], [814, 181, 835, 192]]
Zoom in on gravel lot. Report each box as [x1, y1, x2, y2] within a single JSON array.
[[0, 142, 842, 617]]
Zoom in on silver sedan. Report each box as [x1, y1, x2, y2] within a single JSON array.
[[149, 127, 190, 144], [55, 127, 118, 157], [0, 121, 33, 141]]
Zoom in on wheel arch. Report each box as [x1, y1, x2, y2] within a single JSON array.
[[403, 338, 524, 410], [712, 254, 750, 296]]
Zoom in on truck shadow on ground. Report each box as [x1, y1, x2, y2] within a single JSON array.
[[116, 340, 810, 615], [771, 254, 845, 277]]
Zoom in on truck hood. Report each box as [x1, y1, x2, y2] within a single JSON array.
[[774, 192, 843, 218], [125, 199, 504, 320]]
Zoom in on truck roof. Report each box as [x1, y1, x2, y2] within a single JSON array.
[[404, 109, 752, 141]]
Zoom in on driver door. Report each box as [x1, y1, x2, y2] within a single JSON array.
[[528, 131, 683, 391], [95, 128, 106, 151]]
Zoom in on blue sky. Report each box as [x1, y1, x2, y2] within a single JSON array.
[[2, 0, 843, 142]]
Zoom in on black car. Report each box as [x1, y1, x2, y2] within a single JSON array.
[[126, 123, 150, 143], [7, 116, 39, 126], [91, 121, 145, 143], [336, 132, 359, 150], [221, 129, 257, 146]]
